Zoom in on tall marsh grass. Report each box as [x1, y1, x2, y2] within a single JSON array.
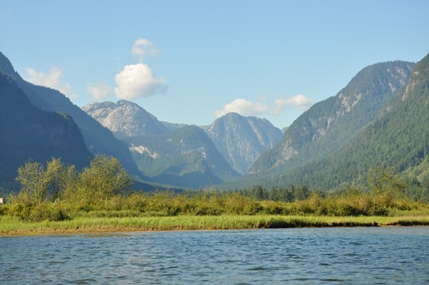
[[3, 215, 429, 236]]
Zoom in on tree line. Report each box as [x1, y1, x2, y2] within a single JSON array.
[[1, 157, 429, 222]]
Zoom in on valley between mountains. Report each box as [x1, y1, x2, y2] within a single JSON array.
[[1, 51, 429, 198]]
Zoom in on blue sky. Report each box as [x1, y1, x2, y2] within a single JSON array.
[[1, 0, 428, 128]]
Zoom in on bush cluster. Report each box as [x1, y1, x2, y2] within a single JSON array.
[[3, 155, 134, 222], [2, 189, 427, 222], [2, 160, 428, 222]]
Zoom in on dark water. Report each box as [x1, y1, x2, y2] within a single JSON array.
[[1, 227, 429, 284]]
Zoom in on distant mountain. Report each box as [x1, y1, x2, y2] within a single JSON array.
[[201, 113, 283, 174], [83, 100, 170, 137], [83, 100, 241, 188], [0, 71, 92, 192], [162, 121, 188, 132], [281, 126, 289, 134], [125, 126, 241, 188], [264, 53, 429, 190], [249, 60, 415, 175], [0, 52, 141, 177]]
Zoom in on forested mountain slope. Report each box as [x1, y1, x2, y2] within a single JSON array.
[[0, 52, 140, 177], [0, 71, 92, 192], [124, 126, 241, 188], [248, 53, 429, 190], [249, 60, 415, 175]]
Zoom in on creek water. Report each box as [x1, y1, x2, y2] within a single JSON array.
[[1, 227, 429, 284]]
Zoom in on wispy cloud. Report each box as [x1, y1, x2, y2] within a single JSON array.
[[215, 98, 269, 118], [87, 83, 112, 100], [131, 38, 160, 62], [272, 94, 313, 114], [215, 94, 313, 118], [114, 63, 167, 99], [25, 67, 77, 99]]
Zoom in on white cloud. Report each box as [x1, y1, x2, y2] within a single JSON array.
[[26, 67, 61, 87], [131, 38, 160, 62], [216, 94, 313, 118], [25, 67, 77, 99], [272, 94, 313, 114], [87, 83, 112, 100], [215, 98, 269, 118], [114, 63, 167, 99]]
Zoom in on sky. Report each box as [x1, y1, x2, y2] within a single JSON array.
[[1, 0, 429, 129]]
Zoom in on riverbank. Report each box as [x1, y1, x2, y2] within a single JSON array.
[[2, 215, 429, 237]]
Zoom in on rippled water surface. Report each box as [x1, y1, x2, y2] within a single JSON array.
[[1, 227, 429, 284]]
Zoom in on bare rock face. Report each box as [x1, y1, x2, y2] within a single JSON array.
[[201, 112, 283, 174], [83, 100, 170, 137]]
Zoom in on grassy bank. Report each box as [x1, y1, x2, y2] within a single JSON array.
[[3, 188, 429, 237], [2, 214, 429, 237], [4, 158, 429, 236], [6, 190, 429, 221]]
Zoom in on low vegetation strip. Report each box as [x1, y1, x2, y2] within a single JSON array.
[[2, 156, 429, 237], [2, 215, 429, 237]]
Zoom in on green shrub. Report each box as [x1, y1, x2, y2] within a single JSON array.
[[27, 203, 69, 222], [6, 201, 68, 222], [242, 202, 263, 215]]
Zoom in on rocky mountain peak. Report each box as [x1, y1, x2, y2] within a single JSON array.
[[83, 100, 170, 137], [202, 112, 282, 174]]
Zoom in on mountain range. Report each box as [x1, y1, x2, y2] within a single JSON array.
[[250, 60, 415, 175], [84, 101, 283, 175], [83, 100, 282, 187], [0, 52, 140, 179], [0, 51, 282, 191], [227, 56, 428, 191], [1, 50, 428, 195]]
